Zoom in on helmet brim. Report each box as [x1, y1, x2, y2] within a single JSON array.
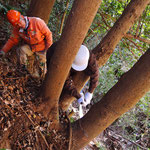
[[72, 62, 88, 71]]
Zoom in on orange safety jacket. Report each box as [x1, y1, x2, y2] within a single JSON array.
[[2, 17, 53, 53]]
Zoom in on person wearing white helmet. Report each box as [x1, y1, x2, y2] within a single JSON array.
[[46, 43, 99, 112], [65, 45, 99, 106]]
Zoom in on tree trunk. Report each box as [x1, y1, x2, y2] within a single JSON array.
[[71, 48, 150, 150], [60, 0, 150, 111], [27, 0, 55, 24], [36, 0, 102, 128]]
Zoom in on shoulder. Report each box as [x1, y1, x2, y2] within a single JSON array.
[[29, 17, 46, 26], [89, 51, 97, 62], [87, 51, 98, 71]]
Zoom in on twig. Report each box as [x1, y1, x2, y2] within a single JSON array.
[[121, 39, 138, 60], [100, 11, 116, 22], [107, 128, 148, 150], [59, 0, 70, 34], [85, 24, 108, 44], [65, 113, 72, 150], [125, 33, 150, 44], [125, 37, 144, 54], [17, 141, 23, 150], [135, 17, 142, 37], [18, 105, 50, 149], [138, 7, 148, 37], [86, 23, 102, 39], [0, 75, 29, 80], [99, 12, 111, 29]]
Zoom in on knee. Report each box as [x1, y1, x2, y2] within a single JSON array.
[[20, 45, 32, 56]]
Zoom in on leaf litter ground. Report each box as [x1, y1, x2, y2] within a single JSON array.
[[0, 57, 70, 150]]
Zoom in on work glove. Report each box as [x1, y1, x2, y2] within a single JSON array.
[[84, 92, 93, 105], [0, 50, 5, 57], [77, 93, 85, 118], [79, 104, 84, 118], [77, 93, 85, 105]]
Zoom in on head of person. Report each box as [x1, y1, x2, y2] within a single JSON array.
[[72, 45, 90, 71], [7, 10, 26, 29]]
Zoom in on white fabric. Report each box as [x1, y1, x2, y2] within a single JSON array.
[[77, 92, 93, 118], [77, 93, 84, 104], [77, 92, 93, 107], [84, 92, 93, 105], [24, 16, 29, 30], [79, 104, 84, 118]]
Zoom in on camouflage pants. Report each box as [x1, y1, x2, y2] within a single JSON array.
[[17, 44, 47, 77]]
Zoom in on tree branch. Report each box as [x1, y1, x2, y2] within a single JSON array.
[[135, 17, 142, 37], [107, 128, 148, 150], [125, 33, 150, 44], [121, 39, 138, 59], [60, 0, 150, 112], [99, 12, 112, 29], [59, 0, 70, 34], [125, 37, 144, 54]]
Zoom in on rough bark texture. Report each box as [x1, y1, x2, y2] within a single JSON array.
[[37, 0, 102, 126], [71, 48, 150, 150], [27, 0, 55, 24], [60, 0, 150, 111]]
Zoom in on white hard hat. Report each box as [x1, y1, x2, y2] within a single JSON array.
[[72, 45, 89, 71]]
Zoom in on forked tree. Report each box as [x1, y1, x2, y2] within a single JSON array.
[[35, 0, 150, 149], [0, 0, 150, 149]]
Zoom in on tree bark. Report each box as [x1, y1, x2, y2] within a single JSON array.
[[36, 0, 102, 128], [27, 0, 55, 24], [60, 0, 150, 111], [71, 48, 150, 150]]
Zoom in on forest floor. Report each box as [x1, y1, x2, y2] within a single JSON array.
[[0, 56, 72, 149]]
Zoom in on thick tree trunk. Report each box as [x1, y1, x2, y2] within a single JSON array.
[[60, 0, 150, 111], [71, 48, 150, 150], [27, 0, 55, 24], [36, 0, 102, 128]]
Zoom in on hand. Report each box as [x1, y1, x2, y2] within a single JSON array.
[[77, 93, 87, 107], [84, 92, 93, 105], [77, 93, 84, 104], [0, 50, 5, 57]]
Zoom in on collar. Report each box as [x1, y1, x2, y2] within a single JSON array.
[[19, 16, 29, 33], [24, 16, 29, 30]]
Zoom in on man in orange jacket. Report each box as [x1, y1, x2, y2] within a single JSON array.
[[0, 9, 53, 78]]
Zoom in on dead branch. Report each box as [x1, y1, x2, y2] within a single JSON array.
[[59, 0, 70, 34], [121, 39, 138, 60], [18, 104, 50, 149], [99, 12, 112, 29], [125, 37, 144, 54], [107, 128, 148, 150], [135, 17, 142, 37], [125, 33, 150, 44]]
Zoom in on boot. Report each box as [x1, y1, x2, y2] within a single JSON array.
[[39, 62, 47, 79], [32, 60, 40, 78], [26, 55, 35, 74], [27, 55, 40, 78]]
